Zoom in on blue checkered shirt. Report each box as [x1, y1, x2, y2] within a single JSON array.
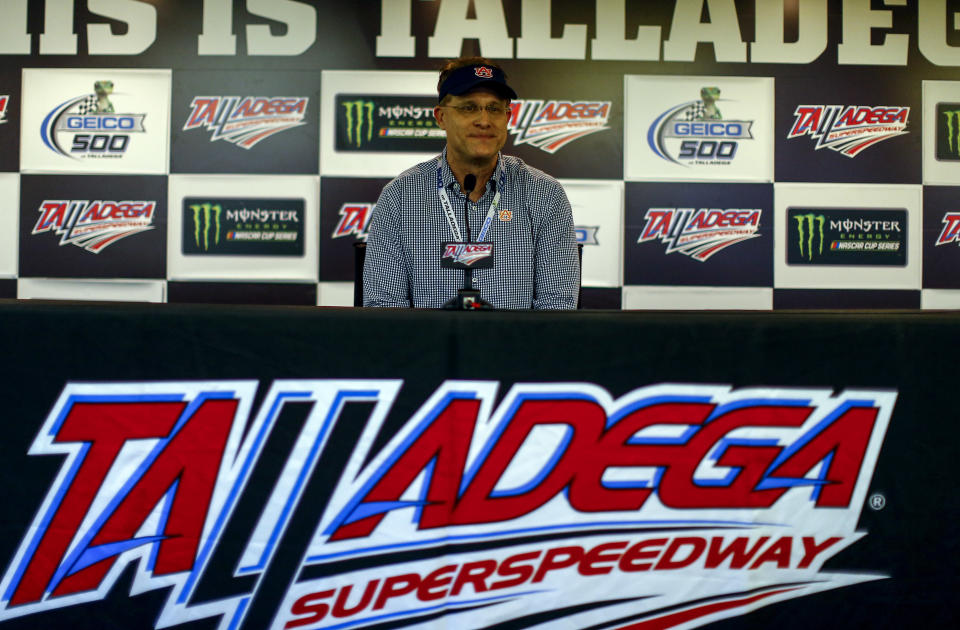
[[363, 150, 579, 309]]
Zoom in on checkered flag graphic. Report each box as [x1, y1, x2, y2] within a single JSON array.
[[76, 95, 99, 114], [682, 102, 706, 121]]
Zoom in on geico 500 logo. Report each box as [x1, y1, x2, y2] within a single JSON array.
[[41, 80, 146, 159], [0, 380, 894, 630], [649, 86, 754, 166]]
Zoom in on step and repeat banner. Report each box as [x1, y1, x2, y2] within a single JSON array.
[[3, 0, 960, 308]]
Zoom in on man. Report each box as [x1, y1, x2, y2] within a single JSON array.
[[362, 56, 580, 309]]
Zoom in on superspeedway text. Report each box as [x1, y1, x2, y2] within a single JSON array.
[[284, 533, 841, 628]]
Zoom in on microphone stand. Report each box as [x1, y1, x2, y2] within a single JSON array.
[[442, 174, 492, 310], [462, 174, 475, 295]]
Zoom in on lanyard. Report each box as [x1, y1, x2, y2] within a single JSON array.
[[437, 161, 505, 243]]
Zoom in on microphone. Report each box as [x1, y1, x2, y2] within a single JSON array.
[[440, 173, 493, 310]]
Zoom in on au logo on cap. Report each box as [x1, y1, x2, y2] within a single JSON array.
[[474, 66, 493, 78]]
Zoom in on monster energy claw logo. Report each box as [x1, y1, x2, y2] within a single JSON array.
[[935, 103, 960, 161], [191, 203, 222, 251], [795, 213, 825, 260], [343, 100, 374, 148], [942, 109, 960, 158]]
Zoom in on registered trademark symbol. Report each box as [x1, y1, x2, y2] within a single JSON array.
[[869, 493, 886, 510]]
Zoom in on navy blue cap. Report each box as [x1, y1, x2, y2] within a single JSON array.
[[438, 64, 517, 102]]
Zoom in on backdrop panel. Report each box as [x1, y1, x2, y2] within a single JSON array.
[[1, 1, 959, 308]]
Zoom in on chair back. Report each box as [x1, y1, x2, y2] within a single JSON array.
[[353, 242, 366, 307], [577, 242, 583, 309]]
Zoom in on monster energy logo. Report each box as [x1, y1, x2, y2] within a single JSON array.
[[794, 213, 825, 260], [942, 109, 960, 157], [342, 100, 374, 148], [190, 203, 222, 251]]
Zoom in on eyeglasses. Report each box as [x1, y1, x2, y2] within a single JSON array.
[[440, 102, 511, 118]]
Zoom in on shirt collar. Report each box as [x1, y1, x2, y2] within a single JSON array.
[[438, 148, 504, 194]]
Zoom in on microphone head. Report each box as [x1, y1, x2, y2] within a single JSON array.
[[463, 174, 477, 194]]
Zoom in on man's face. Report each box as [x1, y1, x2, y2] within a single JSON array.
[[434, 88, 510, 167]]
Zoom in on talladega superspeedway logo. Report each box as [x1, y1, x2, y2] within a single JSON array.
[[32, 199, 156, 253], [442, 242, 494, 266], [183, 96, 309, 149], [788, 105, 909, 157], [0, 380, 894, 630], [41, 80, 146, 159], [648, 87, 754, 166], [507, 100, 611, 153], [638, 208, 762, 261], [935, 212, 960, 246], [332, 203, 373, 241]]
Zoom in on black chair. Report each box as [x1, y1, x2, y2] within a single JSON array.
[[576, 242, 583, 310], [353, 241, 583, 308], [353, 242, 366, 307]]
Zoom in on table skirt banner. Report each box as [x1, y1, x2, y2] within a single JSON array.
[[0, 303, 953, 629]]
